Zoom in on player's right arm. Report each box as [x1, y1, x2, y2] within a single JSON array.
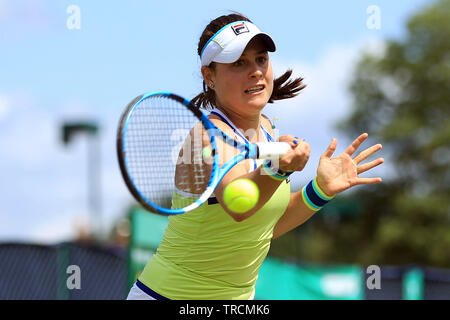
[[209, 118, 310, 222]]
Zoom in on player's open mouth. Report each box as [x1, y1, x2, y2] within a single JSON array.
[[245, 85, 265, 94]]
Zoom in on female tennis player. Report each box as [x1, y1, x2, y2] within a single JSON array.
[[127, 13, 384, 300]]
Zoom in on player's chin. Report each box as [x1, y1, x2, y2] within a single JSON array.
[[243, 94, 270, 109]]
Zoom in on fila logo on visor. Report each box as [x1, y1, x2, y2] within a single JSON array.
[[231, 22, 249, 35]]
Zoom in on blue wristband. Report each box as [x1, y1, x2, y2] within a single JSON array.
[[301, 178, 335, 211]]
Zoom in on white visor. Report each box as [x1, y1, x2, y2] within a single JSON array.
[[200, 21, 276, 67]]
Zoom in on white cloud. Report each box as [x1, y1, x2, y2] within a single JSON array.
[[28, 212, 84, 244], [361, 38, 387, 59]]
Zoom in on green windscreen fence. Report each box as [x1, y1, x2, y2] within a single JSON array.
[[255, 259, 364, 299], [127, 208, 365, 299], [127, 208, 169, 289]]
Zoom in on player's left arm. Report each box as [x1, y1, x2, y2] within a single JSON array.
[[273, 133, 384, 239]]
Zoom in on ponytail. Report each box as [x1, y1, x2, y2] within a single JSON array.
[[268, 69, 306, 104]]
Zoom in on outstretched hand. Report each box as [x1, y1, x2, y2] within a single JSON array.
[[316, 133, 384, 196]]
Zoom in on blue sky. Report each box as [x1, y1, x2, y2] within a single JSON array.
[[0, 0, 431, 243]]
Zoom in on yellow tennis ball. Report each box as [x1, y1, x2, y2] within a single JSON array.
[[223, 179, 259, 214], [202, 146, 212, 159]]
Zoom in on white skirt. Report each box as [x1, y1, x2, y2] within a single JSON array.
[[126, 282, 157, 300]]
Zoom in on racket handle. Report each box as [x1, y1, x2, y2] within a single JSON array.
[[255, 142, 291, 159]]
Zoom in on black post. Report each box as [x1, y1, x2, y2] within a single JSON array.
[[62, 121, 101, 240], [87, 131, 101, 238]]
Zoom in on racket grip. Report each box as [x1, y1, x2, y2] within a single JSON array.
[[255, 142, 291, 159]]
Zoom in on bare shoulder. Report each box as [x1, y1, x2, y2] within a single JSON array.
[[208, 114, 237, 138], [260, 114, 275, 139]]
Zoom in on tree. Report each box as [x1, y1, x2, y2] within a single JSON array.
[[270, 0, 450, 268]]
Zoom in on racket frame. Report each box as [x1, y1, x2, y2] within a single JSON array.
[[117, 92, 269, 215]]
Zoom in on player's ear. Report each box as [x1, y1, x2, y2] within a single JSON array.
[[201, 66, 215, 88]]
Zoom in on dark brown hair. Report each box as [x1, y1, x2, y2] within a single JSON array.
[[191, 13, 306, 110]]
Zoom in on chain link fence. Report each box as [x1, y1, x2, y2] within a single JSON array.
[[0, 242, 127, 300]]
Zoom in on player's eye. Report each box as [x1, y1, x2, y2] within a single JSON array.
[[256, 56, 267, 64], [233, 60, 245, 67]]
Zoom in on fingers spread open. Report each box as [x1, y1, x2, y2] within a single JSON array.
[[344, 133, 368, 157], [357, 158, 384, 174], [354, 144, 383, 164], [323, 138, 337, 158], [355, 177, 383, 185]]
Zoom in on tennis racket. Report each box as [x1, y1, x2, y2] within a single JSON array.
[[117, 92, 290, 215]]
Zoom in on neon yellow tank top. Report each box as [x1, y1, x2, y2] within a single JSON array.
[[139, 111, 290, 299], [138, 166, 291, 300]]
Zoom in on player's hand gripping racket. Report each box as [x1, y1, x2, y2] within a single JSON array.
[[117, 92, 290, 215]]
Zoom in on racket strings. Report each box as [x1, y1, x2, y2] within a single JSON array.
[[124, 95, 213, 210]]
